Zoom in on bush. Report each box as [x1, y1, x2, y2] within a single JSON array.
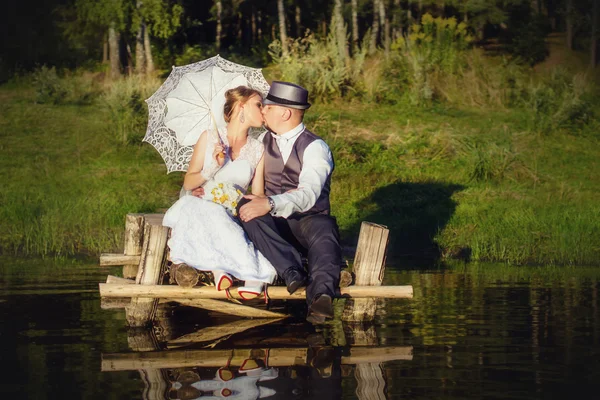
[[390, 14, 473, 105], [524, 69, 594, 134], [31, 66, 68, 104], [269, 18, 368, 102], [507, 18, 549, 66], [30, 66, 102, 105], [102, 76, 160, 144]]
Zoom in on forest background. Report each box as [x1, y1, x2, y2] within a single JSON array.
[[0, 0, 599, 266]]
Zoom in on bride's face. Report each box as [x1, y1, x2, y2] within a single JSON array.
[[242, 94, 264, 128]]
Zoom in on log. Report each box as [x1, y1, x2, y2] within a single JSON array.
[[106, 275, 136, 284], [101, 346, 413, 371], [170, 298, 288, 318], [99, 254, 141, 267], [343, 222, 390, 322], [167, 318, 284, 349], [125, 216, 170, 327], [123, 213, 145, 278], [100, 284, 413, 300], [100, 297, 131, 309]]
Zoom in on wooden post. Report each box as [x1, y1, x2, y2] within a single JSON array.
[[342, 222, 389, 322], [127, 328, 170, 400], [123, 214, 145, 279], [125, 214, 170, 327]]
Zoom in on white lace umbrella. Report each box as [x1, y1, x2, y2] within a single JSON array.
[[144, 55, 270, 173]]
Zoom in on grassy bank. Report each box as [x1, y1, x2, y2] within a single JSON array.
[[1, 68, 598, 265]]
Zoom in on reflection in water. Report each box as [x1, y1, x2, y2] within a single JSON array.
[[103, 319, 413, 400], [2, 258, 600, 399]]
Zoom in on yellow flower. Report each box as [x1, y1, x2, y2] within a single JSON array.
[[232, 201, 237, 208], [218, 183, 224, 188], [421, 13, 434, 25], [411, 24, 421, 33], [447, 17, 457, 30]]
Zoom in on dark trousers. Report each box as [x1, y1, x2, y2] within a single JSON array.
[[238, 198, 342, 304]]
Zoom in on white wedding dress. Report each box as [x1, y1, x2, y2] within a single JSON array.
[[163, 127, 277, 285]]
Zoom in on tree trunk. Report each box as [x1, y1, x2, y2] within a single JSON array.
[[143, 22, 154, 74], [103, 31, 108, 64], [352, 0, 359, 51], [257, 11, 262, 40], [566, 0, 574, 50], [252, 10, 257, 43], [277, 0, 289, 56], [593, 0, 599, 67], [379, 0, 390, 56], [215, 0, 222, 51], [295, 5, 302, 37], [135, 22, 145, 75], [333, 0, 349, 61], [108, 23, 121, 80], [392, 0, 402, 40], [370, 0, 380, 54]]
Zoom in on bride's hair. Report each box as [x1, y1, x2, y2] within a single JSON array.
[[223, 86, 262, 123]]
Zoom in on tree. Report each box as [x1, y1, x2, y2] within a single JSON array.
[[593, 0, 599, 67], [351, 0, 359, 50], [566, 0, 574, 49], [75, 0, 127, 79], [333, 0, 349, 60], [278, 0, 289, 56], [370, 0, 381, 54]]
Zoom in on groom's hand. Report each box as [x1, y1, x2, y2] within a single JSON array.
[[239, 194, 270, 222]]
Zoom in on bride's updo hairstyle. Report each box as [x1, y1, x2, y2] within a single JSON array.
[[223, 86, 262, 123]]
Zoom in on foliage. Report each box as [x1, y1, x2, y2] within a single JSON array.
[[101, 75, 160, 144], [30, 66, 101, 105], [506, 17, 549, 65], [390, 13, 473, 105], [524, 68, 594, 134], [269, 27, 363, 102]]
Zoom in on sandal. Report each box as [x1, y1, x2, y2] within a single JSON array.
[[237, 280, 264, 300], [213, 270, 233, 291]]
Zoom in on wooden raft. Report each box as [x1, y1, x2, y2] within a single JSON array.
[[99, 213, 413, 327]]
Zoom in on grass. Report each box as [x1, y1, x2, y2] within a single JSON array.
[[1, 48, 599, 265]]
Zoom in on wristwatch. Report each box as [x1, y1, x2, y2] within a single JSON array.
[[267, 196, 275, 212]]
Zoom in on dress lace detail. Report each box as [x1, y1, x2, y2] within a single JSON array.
[[163, 127, 275, 284]]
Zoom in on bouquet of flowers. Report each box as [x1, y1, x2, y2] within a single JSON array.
[[203, 182, 243, 217]]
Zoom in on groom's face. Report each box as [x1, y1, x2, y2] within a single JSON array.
[[261, 105, 287, 133]]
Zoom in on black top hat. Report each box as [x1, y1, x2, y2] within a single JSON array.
[[263, 81, 311, 109]]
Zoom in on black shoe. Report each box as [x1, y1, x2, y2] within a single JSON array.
[[283, 267, 307, 295], [306, 294, 333, 324]]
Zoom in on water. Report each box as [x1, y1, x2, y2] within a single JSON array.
[[1, 257, 600, 399]]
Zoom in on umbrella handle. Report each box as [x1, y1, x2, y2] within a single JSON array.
[[209, 109, 226, 166]]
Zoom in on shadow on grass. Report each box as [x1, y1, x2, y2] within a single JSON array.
[[341, 180, 465, 268]]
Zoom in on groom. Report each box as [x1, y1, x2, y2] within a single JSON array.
[[238, 81, 342, 324]]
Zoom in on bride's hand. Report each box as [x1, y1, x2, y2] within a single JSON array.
[[191, 187, 205, 197], [213, 144, 226, 167]]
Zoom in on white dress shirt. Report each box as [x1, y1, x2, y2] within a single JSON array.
[[269, 123, 334, 218]]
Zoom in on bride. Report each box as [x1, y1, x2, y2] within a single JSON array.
[[163, 86, 277, 299]]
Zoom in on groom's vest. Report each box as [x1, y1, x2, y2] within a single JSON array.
[[263, 129, 333, 216]]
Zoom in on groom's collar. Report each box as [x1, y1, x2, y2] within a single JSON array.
[[270, 123, 305, 141]]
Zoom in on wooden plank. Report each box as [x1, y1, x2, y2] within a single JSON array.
[[123, 213, 145, 278], [353, 222, 389, 285], [170, 298, 288, 318], [343, 222, 390, 322], [100, 283, 413, 300], [100, 254, 141, 266], [106, 275, 136, 284], [167, 318, 284, 349], [125, 221, 170, 327], [101, 346, 412, 371]]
